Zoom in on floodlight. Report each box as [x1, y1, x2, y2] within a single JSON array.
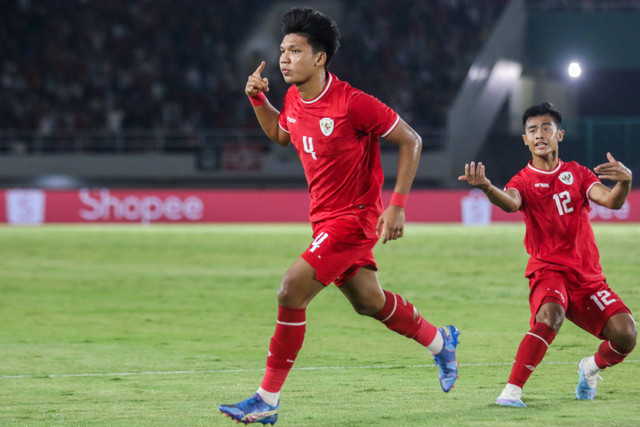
[[568, 62, 582, 78]]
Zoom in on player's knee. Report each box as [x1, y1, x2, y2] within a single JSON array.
[[277, 277, 301, 307], [616, 321, 637, 353], [624, 331, 637, 353], [606, 313, 637, 352], [535, 304, 565, 332]]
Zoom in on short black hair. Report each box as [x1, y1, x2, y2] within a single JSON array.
[[280, 7, 341, 67], [522, 102, 562, 128]]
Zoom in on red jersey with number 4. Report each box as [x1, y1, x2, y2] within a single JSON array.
[[505, 160, 604, 281], [278, 72, 399, 234]]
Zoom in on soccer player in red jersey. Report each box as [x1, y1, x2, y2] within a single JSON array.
[[219, 7, 459, 424], [459, 102, 636, 407]]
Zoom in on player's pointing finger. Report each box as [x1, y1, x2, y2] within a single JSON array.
[[253, 61, 266, 77]]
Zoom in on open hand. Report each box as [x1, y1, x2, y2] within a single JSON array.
[[458, 161, 491, 190], [594, 152, 632, 183]]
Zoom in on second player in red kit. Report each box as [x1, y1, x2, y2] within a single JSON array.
[[460, 102, 636, 408]]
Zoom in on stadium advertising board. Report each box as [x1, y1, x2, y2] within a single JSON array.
[[1, 189, 639, 225]]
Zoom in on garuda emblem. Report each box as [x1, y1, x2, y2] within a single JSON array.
[[319, 118, 334, 136]]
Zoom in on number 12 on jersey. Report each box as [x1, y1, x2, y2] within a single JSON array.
[[552, 191, 574, 216]]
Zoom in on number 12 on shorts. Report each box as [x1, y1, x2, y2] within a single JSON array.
[[590, 290, 618, 311]]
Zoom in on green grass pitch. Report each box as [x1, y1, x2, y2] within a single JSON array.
[[0, 223, 638, 426]]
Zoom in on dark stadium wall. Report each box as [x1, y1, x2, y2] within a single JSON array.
[[525, 10, 640, 70]]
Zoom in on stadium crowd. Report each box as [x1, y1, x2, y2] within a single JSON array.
[[0, 0, 507, 134]]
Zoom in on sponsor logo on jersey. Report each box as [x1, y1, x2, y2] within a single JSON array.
[[319, 117, 334, 136], [535, 183, 550, 188], [559, 171, 574, 185]]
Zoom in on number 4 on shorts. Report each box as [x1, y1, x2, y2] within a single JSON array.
[[310, 232, 329, 253]]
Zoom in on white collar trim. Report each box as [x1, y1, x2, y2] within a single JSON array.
[[300, 73, 333, 104], [526, 160, 563, 174]]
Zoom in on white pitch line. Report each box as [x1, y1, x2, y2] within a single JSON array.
[[2, 359, 639, 380]]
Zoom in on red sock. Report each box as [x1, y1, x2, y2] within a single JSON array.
[[372, 290, 438, 347], [507, 323, 557, 388], [594, 340, 630, 369], [260, 306, 306, 393]]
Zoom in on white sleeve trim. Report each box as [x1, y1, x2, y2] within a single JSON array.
[[586, 181, 598, 200], [381, 114, 400, 138], [278, 122, 290, 134], [504, 186, 521, 200]]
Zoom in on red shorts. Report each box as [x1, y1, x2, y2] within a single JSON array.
[[301, 216, 378, 286], [528, 268, 631, 339]]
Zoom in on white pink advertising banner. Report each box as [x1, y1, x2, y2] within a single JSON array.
[[1, 189, 638, 225]]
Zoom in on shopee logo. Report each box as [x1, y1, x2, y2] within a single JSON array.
[[6, 189, 46, 225], [589, 200, 630, 220], [79, 189, 203, 222]]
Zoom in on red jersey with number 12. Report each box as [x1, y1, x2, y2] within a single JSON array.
[[505, 160, 603, 281], [278, 72, 399, 234]]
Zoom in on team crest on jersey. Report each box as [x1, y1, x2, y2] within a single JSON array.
[[319, 118, 334, 136], [559, 171, 574, 185]]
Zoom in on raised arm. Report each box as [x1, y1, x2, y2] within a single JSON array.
[[376, 118, 422, 243], [245, 61, 290, 147], [458, 161, 521, 213], [588, 152, 632, 209]]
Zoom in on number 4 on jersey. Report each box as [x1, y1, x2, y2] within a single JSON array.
[[302, 136, 317, 160]]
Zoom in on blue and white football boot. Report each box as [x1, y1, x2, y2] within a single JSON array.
[[433, 325, 460, 392], [495, 397, 527, 407], [220, 393, 279, 425], [575, 357, 601, 400], [495, 384, 527, 407]]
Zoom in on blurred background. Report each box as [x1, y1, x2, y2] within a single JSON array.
[[1, 0, 639, 190]]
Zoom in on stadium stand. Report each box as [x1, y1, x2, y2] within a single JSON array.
[[1, 0, 638, 188], [0, 0, 506, 136]]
